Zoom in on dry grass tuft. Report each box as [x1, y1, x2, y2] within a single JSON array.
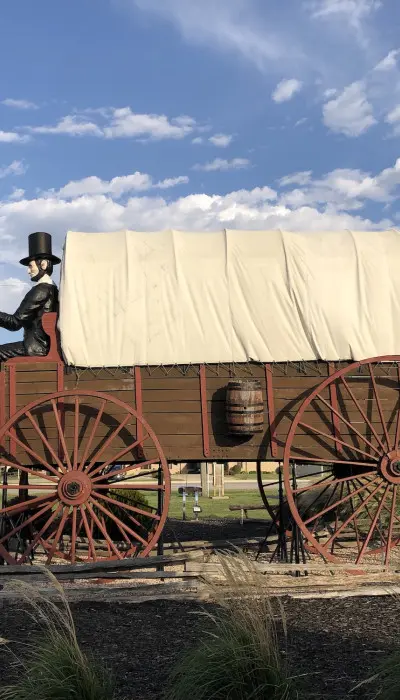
[[165, 548, 297, 700], [0, 568, 115, 700]]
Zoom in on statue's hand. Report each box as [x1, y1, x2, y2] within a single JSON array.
[[0, 311, 21, 332]]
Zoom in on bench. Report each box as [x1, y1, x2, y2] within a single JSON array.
[[229, 504, 266, 525]]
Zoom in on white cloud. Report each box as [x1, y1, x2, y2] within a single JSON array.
[[24, 109, 199, 142], [305, 0, 382, 50], [279, 171, 312, 187], [324, 88, 337, 98], [209, 133, 233, 147], [2, 98, 38, 110], [386, 105, 400, 124], [279, 159, 400, 210], [294, 117, 308, 127], [193, 158, 250, 172], [0, 130, 30, 143], [130, 0, 305, 74], [47, 172, 188, 199], [306, 0, 381, 21], [374, 49, 400, 72], [27, 115, 103, 137], [0, 277, 30, 312], [322, 81, 376, 136], [192, 137, 203, 144], [103, 108, 196, 140], [1, 161, 397, 271], [0, 161, 27, 179], [272, 78, 303, 103], [8, 188, 25, 200]]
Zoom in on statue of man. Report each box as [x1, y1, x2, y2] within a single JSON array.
[[0, 232, 60, 361]]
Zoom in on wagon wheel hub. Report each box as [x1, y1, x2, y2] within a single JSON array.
[[380, 451, 400, 485], [58, 471, 92, 505]]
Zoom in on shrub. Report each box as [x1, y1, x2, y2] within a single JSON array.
[[93, 487, 153, 543], [0, 569, 115, 700], [229, 462, 243, 476], [164, 550, 295, 700]]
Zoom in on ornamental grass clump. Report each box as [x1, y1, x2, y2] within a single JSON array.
[[165, 549, 296, 700], [0, 568, 115, 700]]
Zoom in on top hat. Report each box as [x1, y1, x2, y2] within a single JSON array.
[[20, 232, 61, 266]]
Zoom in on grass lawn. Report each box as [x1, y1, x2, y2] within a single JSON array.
[[145, 489, 277, 520]]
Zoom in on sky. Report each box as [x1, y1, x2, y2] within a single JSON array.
[[0, 0, 400, 342]]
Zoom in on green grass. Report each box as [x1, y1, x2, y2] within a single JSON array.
[[145, 489, 277, 520]]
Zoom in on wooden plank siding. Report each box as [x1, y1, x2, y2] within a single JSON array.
[[0, 359, 399, 465]]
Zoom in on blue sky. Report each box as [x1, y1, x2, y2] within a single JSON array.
[[0, 0, 400, 342]]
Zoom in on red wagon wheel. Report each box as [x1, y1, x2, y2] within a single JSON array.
[[0, 390, 170, 565], [283, 357, 400, 566]]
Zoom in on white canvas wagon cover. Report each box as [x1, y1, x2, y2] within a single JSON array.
[[58, 228, 400, 367]]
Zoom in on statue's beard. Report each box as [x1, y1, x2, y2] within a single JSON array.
[[31, 267, 47, 283]]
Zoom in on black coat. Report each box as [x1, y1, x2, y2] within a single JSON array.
[[0, 283, 58, 356]]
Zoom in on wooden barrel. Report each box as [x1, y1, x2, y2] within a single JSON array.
[[226, 379, 264, 435]]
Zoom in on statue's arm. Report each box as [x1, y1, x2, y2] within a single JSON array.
[[0, 286, 49, 332]]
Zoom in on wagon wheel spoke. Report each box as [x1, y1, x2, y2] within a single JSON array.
[[92, 489, 160, 522], [297, 421, 380, 462], [0, 492, 57, 518], [340, 375, 387, 453], [84, 501, 124, 559], [85, 414, 132, 473], [322, 480, 385, 552], [19, 503, 64, 565], [70, 506, 78, 564], [0, 389, 170, 565], [93, 492, 145, 530], [303, 475, 380, 526], [77, 399, 106, 472], [25, 410, 67, 474], [314, 392, 384, 457], [368, 363, 391, 450], [354, 484, 391, 563], [41, 507, 70, 564], [284, 358, 400, 566], [90, 494, 148, 547], [91, 458, 159, 484], [293, 470, 376, 496], [79, 505, 97, 560], [0, 499, 56, 546], [87, 434, 150, 480], [351, 478, 388, 549], [4, 430, 63, 478], [51, 399, 73, 471]]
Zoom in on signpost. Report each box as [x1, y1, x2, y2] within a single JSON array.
[[178, 486, 203, 520]]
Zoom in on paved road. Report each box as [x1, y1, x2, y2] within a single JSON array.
[[171, 478, 276, 492]]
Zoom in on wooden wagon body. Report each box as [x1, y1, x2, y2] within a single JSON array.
[[2, 228, 400, 567], [1, 317, 372, 466]]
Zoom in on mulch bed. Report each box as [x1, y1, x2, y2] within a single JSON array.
[[0, 517, 398, 699], [0, 595, 398, 699]]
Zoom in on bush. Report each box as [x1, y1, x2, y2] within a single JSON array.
[[93, 488, 153, 543], [229, 463, 243, 476], [0, 569, 115, 700], [164, 550, 294, 700]]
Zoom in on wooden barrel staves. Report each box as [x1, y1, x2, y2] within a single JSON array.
[[226, 379, 264, 435]]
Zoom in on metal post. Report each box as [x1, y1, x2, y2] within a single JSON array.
[[157, 463, 164, 572]]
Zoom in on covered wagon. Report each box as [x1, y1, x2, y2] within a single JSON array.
[[1, 228, 400, 567]]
